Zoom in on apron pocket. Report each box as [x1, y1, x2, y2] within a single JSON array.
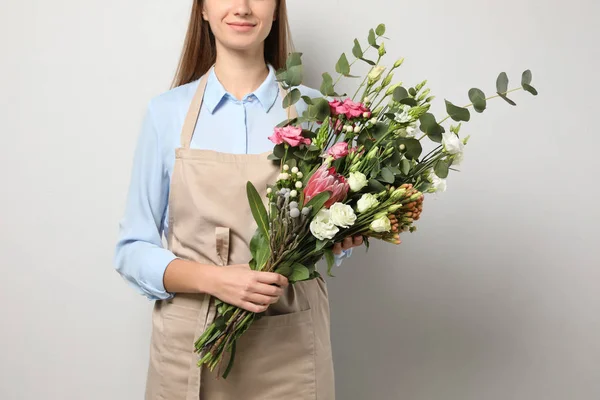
[[204, 308, 317, 400]]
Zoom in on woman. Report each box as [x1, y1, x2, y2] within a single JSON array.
[[114, 0, 362, 398]]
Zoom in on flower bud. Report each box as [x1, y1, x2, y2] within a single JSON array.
[[283, 164, 290, 171], [345, 125, 354, 133], [301, 207, 311, 216], [393, 58, 405, 69], [353, 125, 361, 133], [388, 204, 402, 212], [280, 173, 289, 180], [381, 72, 393, 88], [390, 188, 407, 201], [399, 144, 406, 151], [296, 172, 304, 179], [290, 190, 298, 197], [289, 201, 298, 209], [267, 188, 272, 194], [295, 181, 303, 189], [369, 117, 377, 125], [368, 66, 386, 84], [291, 166, 299, 174], [363, 96, 371, 103], [362, 111, 370, 118], [378, 41, 386, 57], [290, 208, 300, 218]]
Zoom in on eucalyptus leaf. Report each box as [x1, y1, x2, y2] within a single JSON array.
[[434, 159, 450, 179], [523, 83, 538, 96], [445, 100, 471, 122], [267, 153, 280, 161], [283, 88, 302, 108], [372, 122, 388, 140], [352, 39, 363, 58], [521, 69, 532, 85], [273, 144, 286, 159], [400, 158, 411, 175], [301, 96, 313, 105], [381, 167, 395, 183], [419, 113, 444, 143], [468, 88, 487, 113], [287, 65, 303, 87], [368, 178, 386, 192], [496, 72, 509, 94], [286, 52, 303, 69], [400, 98, 418, 107], [368, 29, 378, 47], [246, 182, 270, 239], [274, 264, 292, 278], [396, 138, 423, 160], [320, 72, 334, 96], [393, 86, 409, 102], [497, 92, 517, 106], [316, 239, 329, 252], [360, 57, 376, 66], [376, 23, 386, 36], [335, 53, 351, 76]]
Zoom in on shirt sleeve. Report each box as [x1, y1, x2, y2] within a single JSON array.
[[333, 248, 353, 267], [113, 101, 177, 301]]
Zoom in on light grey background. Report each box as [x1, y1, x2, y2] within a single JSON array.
[[1, 0, 598, 399]]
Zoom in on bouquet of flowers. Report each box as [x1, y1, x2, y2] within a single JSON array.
[[195, 23, 538, 377]]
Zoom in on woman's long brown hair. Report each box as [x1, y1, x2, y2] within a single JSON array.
[[171, 0, 294, 88]]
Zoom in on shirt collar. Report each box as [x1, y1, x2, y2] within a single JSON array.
[[203, 63, 280, 114]]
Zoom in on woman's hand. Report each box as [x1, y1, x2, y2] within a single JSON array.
[[210, 264, 289, 313], [333, 234, 364, 255]]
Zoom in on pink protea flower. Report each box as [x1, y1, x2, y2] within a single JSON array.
[[327, 142, 349, 160], [268, 126, 311, 147], [303, 164, 350, 208]]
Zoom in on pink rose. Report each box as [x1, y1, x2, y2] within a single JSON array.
[[268, 126, 311, 147], [327, 142, 349, 160]]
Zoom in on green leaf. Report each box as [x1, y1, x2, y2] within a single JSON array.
[[308, 98, 331, 122], [434, 159, 450, 179], [496, 72, 508, 94], [419, 113, 444, 143], [249, 230, 270, 271], [282, 88, 301, 108], [324, 249, 335, 277], [396, 138, 422, 160], [246, 181, 270, 239], [286, 52, 303, 69], [409, 87, 417, 97], [316, 239, 329, 252], [368, 29, 379, 48], [368, 178, 386, 192], [497, 92, 517, 106], [445, 100, 471, 122], [273, 143, 286, 159], [290, 264, 310, 282], [320, 72, 334, 96], [400, 98, 418, 107], [267, 153, 280, 161], [521, 69, 532, 85], [352, 39, 363, 58], [392, 86, 409, 102], [375, 23, 386, 36], [523, 83, 538, 96], [274, 264, 292, 277], [372, 122, 388, 140], [287, 65, 303, 87], [360, 57, 376, 66], [305, 191, 331, 217], [400, 158, 411, 175], [468, 88, 487, 113], [335, 53, 351, 76], [380, 167, 395, 183], [301, 96, 313, 105]]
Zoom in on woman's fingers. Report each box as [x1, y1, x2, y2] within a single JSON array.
[[332, 241, 343, 255]]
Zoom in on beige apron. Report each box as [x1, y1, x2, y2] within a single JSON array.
[[145, 70, 335, 400]]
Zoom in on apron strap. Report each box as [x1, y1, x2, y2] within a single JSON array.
[[179, 65, 301, 149]]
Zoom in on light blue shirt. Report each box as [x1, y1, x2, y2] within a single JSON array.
[[114, 63, 352, 300]]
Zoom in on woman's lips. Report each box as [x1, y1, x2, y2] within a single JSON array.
[[227, 22, 256, 32]]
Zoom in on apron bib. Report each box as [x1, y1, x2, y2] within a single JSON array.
[[144, 69, 335, 400]]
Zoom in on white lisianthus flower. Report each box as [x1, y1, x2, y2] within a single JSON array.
[[452, 151, 464, 167], [442, 131, 464, 155], [370, 215, 391, 232], [429, 171, 447, 193], [368, 66, 386, 83], [356, 193, 380, 213], [348, 171, 368, 192], [394, 107, 412, 124], [329, 203, 357, 228], [309, 209, 339, 240]]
